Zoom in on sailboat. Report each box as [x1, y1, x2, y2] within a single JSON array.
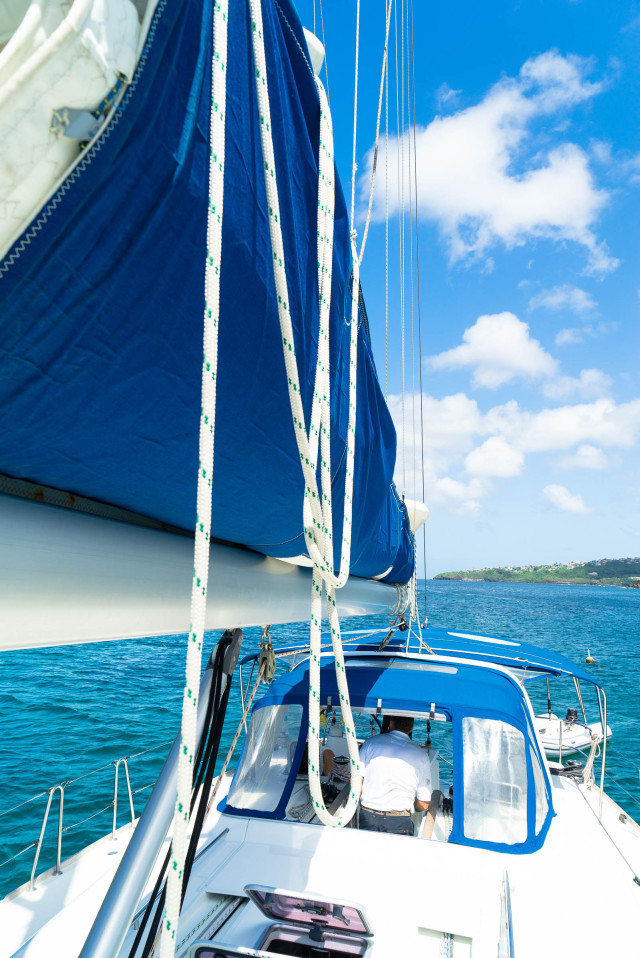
[[1, 1, 640, 957]]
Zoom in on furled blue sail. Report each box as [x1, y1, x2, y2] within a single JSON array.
[[0, 0, 414, 584]]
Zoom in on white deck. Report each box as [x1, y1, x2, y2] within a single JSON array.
[[5, 773, 640, 957]]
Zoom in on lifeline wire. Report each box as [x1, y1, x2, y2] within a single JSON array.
[[350, 0, 360, 232], [409, 0, 427, 625], [356, 0, 394, 268], [159, 0, 228, 953]]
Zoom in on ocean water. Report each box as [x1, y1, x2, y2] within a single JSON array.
[[1, 579, 638, 897]]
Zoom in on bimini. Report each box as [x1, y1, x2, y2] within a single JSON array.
[[163, 633, 636, 958]]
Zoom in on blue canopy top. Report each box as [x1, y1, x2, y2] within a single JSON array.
[[258, 653, 533, 721], [0, 0, 414, 583], [231, 649, 555, 853], [256, 625, 601, 686]]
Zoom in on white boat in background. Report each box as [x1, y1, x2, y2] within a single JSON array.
[[533, 712, 612, 760]]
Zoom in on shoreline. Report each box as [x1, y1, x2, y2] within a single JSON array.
[[432, 577, 639, 588]]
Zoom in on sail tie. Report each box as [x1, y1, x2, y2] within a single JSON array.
[[249, 0, 361, 828]]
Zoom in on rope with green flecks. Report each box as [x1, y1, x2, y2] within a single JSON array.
[[159, 2, 228, 954], [249, 0, 361, 827]]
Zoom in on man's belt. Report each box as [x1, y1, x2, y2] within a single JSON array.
[[361, 805, 411, 817]]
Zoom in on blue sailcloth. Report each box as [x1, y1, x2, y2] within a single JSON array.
[[0, 0, 414, 584]]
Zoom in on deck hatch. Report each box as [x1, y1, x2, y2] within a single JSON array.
[[245, 884, 373, 936]]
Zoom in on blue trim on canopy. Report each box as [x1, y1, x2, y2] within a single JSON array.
[[256, 625, 601, 687], [230, 652, 555, 851], [0, 0, 414, 584]]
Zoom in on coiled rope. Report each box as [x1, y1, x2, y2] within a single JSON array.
[[248, 0, 361, 827], [159, 0, 228, 953]]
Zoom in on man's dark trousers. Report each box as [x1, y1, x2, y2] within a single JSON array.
[[359, 806, 414, 835]]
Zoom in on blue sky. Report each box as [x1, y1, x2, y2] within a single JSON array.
[[295, 0, 640, 575]]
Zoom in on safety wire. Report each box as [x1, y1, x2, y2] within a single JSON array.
[[409, 0, 428, 627], [350, 0, 360, 231], [405, 0, 419, 636], [395, 0, 406, 495], [206, 664, 265, 814], [318, 0, 330, 106], [385, 27, 389, 401]]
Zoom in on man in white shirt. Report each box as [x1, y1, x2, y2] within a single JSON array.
[[358, 716, 431, 836]]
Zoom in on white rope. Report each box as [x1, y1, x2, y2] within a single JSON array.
[[159, 1, 228, 953], [248, 0, 361, 827]]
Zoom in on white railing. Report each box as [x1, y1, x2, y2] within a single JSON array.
[[0, 741, 170, 891]]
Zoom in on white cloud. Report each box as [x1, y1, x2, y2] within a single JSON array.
[[389, 391, 640, 516], [555, 321, 617, 346], [543, 484, 593, 513], [590, 139, 613, 165], [430, 476, 490, 515], [528, 284, 597, 314], [560, 444, 608, 470], [620, 152, 640, 185], [465, 437, 524, 477], [435, 82, 462, 111], [542, 367, 612, 400], [387, 392, 483, 475], [487, 397, 640, 452], [363, 51, 618, 274], [555, 327, 586, 345], [427, 312, 558, 388]]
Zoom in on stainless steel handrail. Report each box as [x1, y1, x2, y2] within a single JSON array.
[[1, 741, 172, 888], [558, 716, 562, 765], [498, 870, 515, 957], [599, 688, 608, 821], [112, 758, 136, 839], [30, 785, 64, 891]]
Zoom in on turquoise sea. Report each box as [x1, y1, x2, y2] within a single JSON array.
[[1, 579, 639, 897]]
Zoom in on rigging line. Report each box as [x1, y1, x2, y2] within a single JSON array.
[[409, 0, 427, 625], [207, 664, 265, 813], [318, 0, 330, 107], [159, 0, 228, 953], [356, 0, 393, 267], [0, 843, 38, 872], [0, 791, 49, 820], [350, 0, 360, 232], [394, 0, 405, 494], [385, 11, 389, 400], [405, 0, 416, 520], [576, 784, 640, 883], [247, 3, 361, 829], [401, 0, 408, 496]]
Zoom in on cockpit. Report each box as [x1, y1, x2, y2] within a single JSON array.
[[221, 650, 554, 854]]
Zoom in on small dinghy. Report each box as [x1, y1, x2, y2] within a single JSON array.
[[534, 710, 612, 759]]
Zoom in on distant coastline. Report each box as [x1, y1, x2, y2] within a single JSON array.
[[434, 557, 640, 588]]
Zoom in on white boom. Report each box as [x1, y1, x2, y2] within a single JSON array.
[[0, 494, 404, 652]]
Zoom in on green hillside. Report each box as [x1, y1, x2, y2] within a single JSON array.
[[434, 557, 640, 587]]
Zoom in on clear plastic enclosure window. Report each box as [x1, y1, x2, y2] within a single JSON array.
[[529, 744, 549, 833], [227, 704, 303, 813], [462, 716, 528, 845]]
